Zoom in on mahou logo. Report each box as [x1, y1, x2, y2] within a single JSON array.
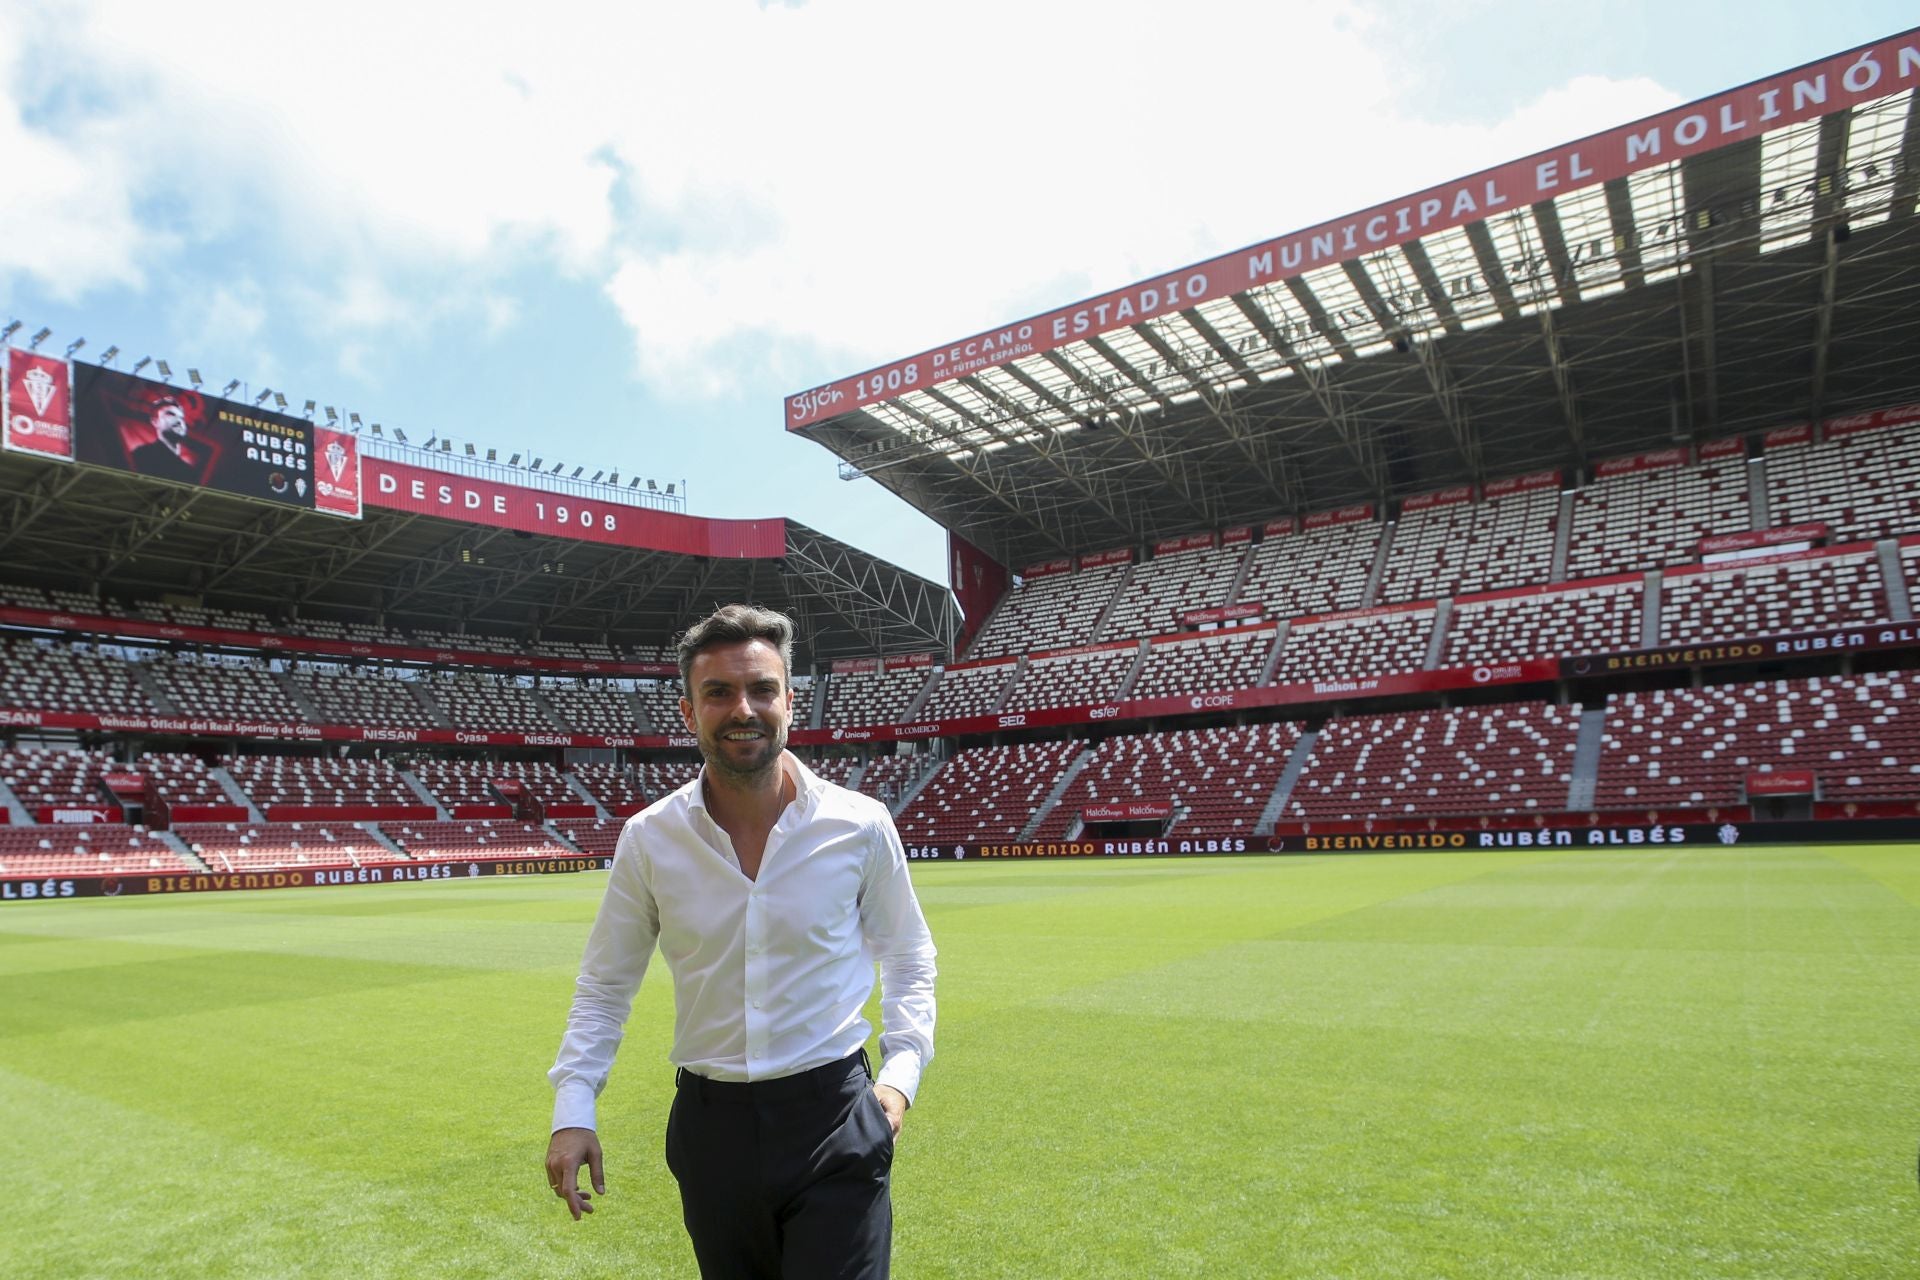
[[23, 365, 55, 416]]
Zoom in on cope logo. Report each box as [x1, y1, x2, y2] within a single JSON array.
[[1188, 694, 1235, 710]]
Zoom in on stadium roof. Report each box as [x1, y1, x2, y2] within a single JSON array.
[[789, 29, 1920, 571], [0, 446, 957, 663]]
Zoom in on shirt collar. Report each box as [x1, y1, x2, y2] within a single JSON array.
[[686, 750, 820, 822]]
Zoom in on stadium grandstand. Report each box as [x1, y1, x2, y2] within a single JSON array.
[[6, 28, 1920, 895]]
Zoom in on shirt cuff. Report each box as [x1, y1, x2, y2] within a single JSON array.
[[874, 1050, 923, 1107], [551, 1079, 599, 1134]]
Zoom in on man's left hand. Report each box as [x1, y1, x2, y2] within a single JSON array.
[[872, 1083, 907, 1138]]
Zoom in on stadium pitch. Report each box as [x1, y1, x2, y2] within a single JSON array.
[[2, 847, 1915, 1278]]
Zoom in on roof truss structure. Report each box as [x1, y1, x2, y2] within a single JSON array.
[[0, 459, 958, 666], [801, 86, 1920, 571]]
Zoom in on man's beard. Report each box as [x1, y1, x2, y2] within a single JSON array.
[[700, 716, 787, 783]]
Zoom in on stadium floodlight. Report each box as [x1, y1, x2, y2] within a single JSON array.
[[439, 439, 452, 452], [131, 356, 152, 375], [485, 448, 496, 462], [28, 327, 51, 349], [349, 412, 362, 427], [666, 482, 676, 496], [273, 392, 289, 409], [570, 465, 584, 479], [464, 442, 476, 457], [529, 456, 542, 469], [64, 337, 85, 357], [325, 406, 338, 423], [222, 379, 241, 396], [254, 388, 272, 406], [0, 321, 20, 342], [423, 434, 437, 450], [100, 346, 121, 366], [302, 399, 317, 418], [647, 479, 657, 491], [187, 369, 203, 388], [156, 360, 172, 380], [393, 428, 406, 443], [627, 477, 641, 489], [506, 453, 520, 466], [606, 470, 618, 485], [551, 462, 564, 474], [590, 470, 604, 483]]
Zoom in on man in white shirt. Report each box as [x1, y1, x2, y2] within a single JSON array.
[[545, 603, 937, 1279]]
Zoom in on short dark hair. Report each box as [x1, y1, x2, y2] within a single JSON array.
[[677, 604, 794, 696]]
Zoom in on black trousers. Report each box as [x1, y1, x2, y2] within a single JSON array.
[[665, 1050, 895, 1279]]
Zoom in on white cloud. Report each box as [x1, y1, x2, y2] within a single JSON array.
[[0, 0, 1684, 400], [0, 6, 157, 297], [592, 1, 1684, 398]]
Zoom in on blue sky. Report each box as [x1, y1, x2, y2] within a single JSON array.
[[2, 1, 1913, 585]]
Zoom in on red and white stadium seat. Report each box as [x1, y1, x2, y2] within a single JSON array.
[[175, 821, 377, 870], [291, 664, 438, 729], [821, 665, 928, 727], [1445, 580, 1646, 666], [1269, 609, 1435, 686], [1565, 455, 1751, 579], [920, 661, 1020, 720], [896, 741, 1082, 843], [1129, 627, 1275, 701], [569, 762, 649, 813], [1004, 647, 1136, 712], [1658, 551, 1889, 642], [1285, 702, 1582, 819], [1378, 487, 1559, 603], [0, 638, 157, 716], [225, 755, 421, 811], [964, 562, 1129, 660], [146, 655, 306, 721], [378, 819, 573, 860], [1593, 673, 1920, 809], [1033, 722, 1302, 839], [1765, 421, 1920, 544], [1235, 522, 1378, 618], [0, 824, 194, 877], [1097, 543, 1245, 641]]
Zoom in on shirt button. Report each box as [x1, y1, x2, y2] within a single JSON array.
[[752, 999, 763, 1009]]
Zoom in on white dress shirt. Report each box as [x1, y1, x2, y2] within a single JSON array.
[[550, 753, 937, 1133]]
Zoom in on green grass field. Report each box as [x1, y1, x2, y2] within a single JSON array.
[[2, 845, 1917, 1278]]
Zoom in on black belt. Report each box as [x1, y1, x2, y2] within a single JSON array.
[[675, 1048, 871, 1103]]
